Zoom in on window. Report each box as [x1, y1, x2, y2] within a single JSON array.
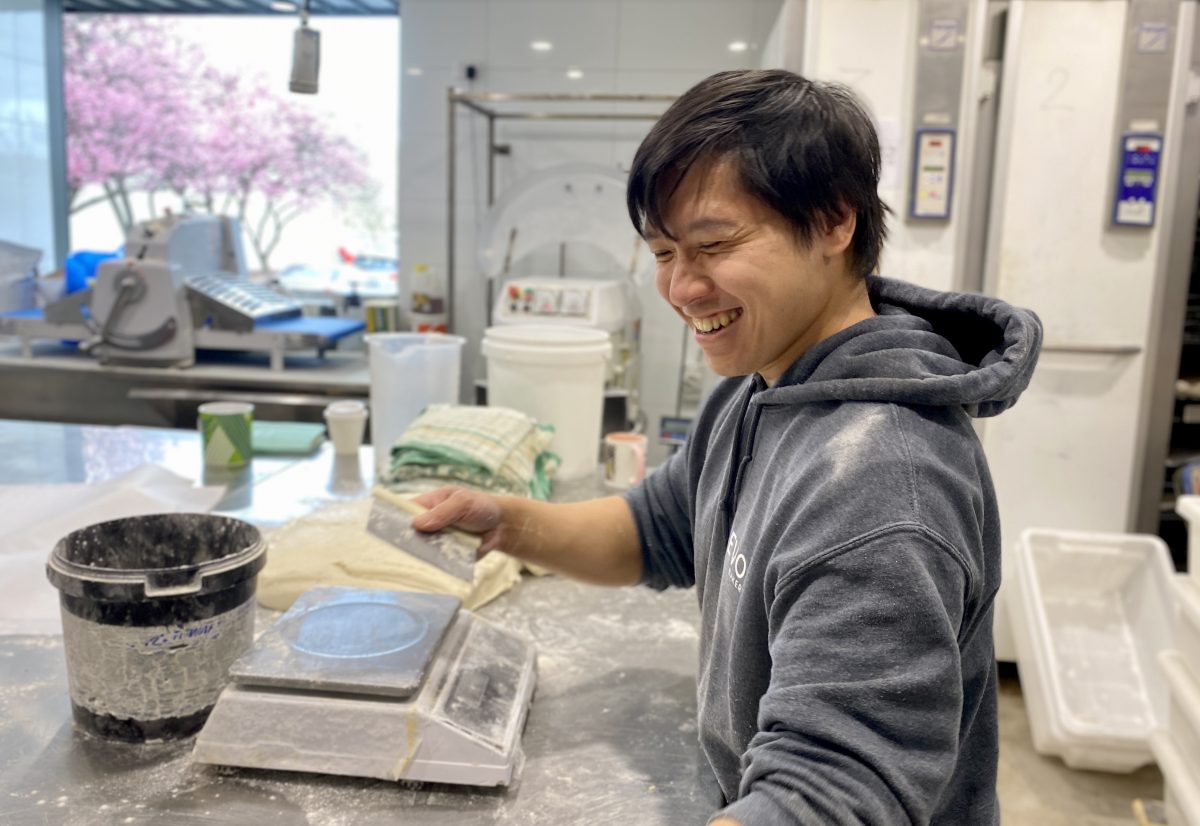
[[64, 14, 398, 298]]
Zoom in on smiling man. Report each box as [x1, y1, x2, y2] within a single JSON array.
[[414, 70, 1042, 825], [640, 160, 875, 384]]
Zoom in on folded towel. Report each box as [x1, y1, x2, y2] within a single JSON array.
[[380, 404, 559, 499], [252, 421, 327, 455]]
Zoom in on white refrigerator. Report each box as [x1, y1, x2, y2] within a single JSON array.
[[765, 0, 1200, 660], [981, 0, 1200, 659], [764, 0, 1004, 294]]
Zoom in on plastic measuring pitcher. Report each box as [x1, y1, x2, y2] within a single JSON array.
[[366, 332, 465, 474]]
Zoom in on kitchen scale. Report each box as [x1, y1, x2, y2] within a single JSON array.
[[192, 586, 537, 786]]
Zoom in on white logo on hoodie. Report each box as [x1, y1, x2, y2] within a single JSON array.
[[726, 530, 746, 592]]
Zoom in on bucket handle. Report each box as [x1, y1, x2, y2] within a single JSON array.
[[144, 570, 205, 598]]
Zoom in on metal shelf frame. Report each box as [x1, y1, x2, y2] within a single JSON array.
[[444, 89, 675, 332]]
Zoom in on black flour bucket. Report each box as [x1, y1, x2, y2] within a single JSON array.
[[46, 513, 266, 742]]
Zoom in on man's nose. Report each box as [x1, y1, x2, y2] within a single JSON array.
[[667, 258, 713, 309]]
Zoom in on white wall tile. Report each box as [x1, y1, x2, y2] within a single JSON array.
[[401, 0, 488, 71], [484, 66, 620, 94], [400, 168, 483, 264], [615, 67, 716, 94], [617, 0, 759, 70], [400, 66, 459, 136], [486, 0, 619, 69], [406, 121, 522, 208], [753, 0, 786, 50], [398, 196, 447, 273], [400, 129, 449, 200]]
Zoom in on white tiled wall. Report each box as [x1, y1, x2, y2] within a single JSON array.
[[0, 0, 59, 281], [399, 0, 783, 415]]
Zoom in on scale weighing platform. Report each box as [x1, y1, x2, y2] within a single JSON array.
[[193, 587, 537, 786]]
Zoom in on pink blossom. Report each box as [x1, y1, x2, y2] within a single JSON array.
[[65, 16, 372, 271]]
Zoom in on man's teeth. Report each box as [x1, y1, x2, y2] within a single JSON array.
[[691, 308, 742, 333]]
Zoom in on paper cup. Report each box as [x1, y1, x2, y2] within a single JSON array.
[[198, 402, 254, 467], [324, 400, 368, 456], [603, 432, 647, 490]]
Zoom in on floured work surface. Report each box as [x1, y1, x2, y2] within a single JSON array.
[[193, 586, 537, 787], [0, 578, 712, 826]]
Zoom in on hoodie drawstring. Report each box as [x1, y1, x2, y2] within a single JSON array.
[[720, 380, 766, 543]]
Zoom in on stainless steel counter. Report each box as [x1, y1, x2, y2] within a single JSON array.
[[0, 420, 716, 825], [0, 341, 369, 428]]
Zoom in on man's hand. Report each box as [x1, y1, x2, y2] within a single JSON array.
[[411, 486, 643, 586], [411, 487, 505, 556]]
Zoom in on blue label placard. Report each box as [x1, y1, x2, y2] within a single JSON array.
[[1112, 133, 1162, 228]]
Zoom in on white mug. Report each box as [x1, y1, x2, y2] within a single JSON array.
[[603, 432, 647, 490]]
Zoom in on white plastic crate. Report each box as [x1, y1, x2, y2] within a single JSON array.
[[1175, 496, 1200, 591], [1176, 577, 1200, 686], [1152, 731, 1200, 826], [1010, 529, 1176, 772], [1161, 651, 1200, 780], [1170, 788, 1194, 826]]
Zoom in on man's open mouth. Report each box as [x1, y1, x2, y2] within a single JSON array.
[[690, 308, 743, 334]]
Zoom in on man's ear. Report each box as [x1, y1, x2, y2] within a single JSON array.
[[820, 207, 856, 258]]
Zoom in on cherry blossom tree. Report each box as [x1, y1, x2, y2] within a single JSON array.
[[64, 16, 371, 272], [187, 73, 370, 271], [63, 17, 202, 230]]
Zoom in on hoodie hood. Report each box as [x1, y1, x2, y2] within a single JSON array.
[[759, 276, 1043, 418]]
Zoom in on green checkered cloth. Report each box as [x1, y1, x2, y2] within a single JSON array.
[[380, 404, 560, 500]]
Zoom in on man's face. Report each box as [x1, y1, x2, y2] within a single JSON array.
[[644, 159, 860, 385]]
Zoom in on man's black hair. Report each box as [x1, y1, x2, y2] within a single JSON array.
[[627, 69, 889, 277]]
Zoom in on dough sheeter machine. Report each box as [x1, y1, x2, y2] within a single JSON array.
[[0, 215, 364, 371], [193, 586, 538, 787]]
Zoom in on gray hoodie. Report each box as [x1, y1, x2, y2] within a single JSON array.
[[624, 276, 1042, 825]]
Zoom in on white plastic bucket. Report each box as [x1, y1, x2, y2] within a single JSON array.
[[482, 325, 611, 481], [366, 333, 465, 474]]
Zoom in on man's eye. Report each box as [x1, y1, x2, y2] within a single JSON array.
[[652, 250, 674, 261], [698, 241, 725, 253]]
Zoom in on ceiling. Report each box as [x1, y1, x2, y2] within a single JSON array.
[[63, 0, 397, 16]]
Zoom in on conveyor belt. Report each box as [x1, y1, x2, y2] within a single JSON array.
[[251, 315, 365, 341]]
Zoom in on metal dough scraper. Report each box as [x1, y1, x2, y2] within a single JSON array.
[[366, 486, 481, 582]]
